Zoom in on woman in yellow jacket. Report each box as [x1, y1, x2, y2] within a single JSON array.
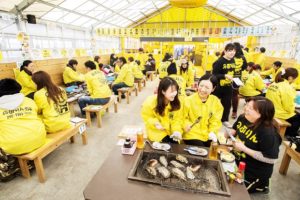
[[141, 77, 183, 143], [112, 57, 134, 96], [128, 57, 143, 79], [0, 78, 46, 155], [266, 68, 300, 137], [63, 59, 85, 86], [78, 61, 111, 115], [183, 74, 223, 147], [159, 53, 173, 79], [167, 63, 186, 97], [260, 61, 283, 82], [239, 64, 265, 97], [178, 59, 194, 87], [32, 71, 71, 133], [16, 60, 37, 99]]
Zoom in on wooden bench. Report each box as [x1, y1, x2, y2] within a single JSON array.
[[274, 118, 291, 138], [16, 119, 87, 183], [134, 78, 146, 92], [146, 71, 156, 81], [117, 86, 138, 104], [83, 96, 118, 128], [279, 141, 300, 175]]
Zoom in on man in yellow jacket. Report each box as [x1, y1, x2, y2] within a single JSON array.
[[63, 59, 85, 86], [112, 57, 134, 96], [254, 47, 266, 70], [135, 48, 148, 71], [128, 57, 143, 79], [183, 74, 223, 147], [78, 61, 111, 115], [0, 78, 46, 155], [16, 60, 37, 99], [260, 61, 283, 82], [159, 53, 173, 79]]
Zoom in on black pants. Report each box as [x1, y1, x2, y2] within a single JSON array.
[[112, 82, 129, 95], [245, 176, 269, 193], [286, 113, 300, 137], [161, 136, 179, 144], [184, 139, 211, 147], [214, 86, 232, 122], [231, 88, 239, 113]]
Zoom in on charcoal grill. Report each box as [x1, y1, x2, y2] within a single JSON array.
[[128, 150, 231, 196]]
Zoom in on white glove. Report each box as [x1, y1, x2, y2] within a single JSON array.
[[208, 132, 218, 142], [154, 122, 165, 130], [170, 131, 182, 141]]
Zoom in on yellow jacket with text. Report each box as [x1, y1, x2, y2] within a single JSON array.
[[16, 70, 37, 96], [63, 67, 85, 85], [183, 93, 223, 141], [260, 67, 283, 82], [239, 71, 265, 97], [266, 80, 296, 119], [159, 61, 171, 79], [0, 95, 46, 155], [34, 88, 71, 133], [178, 67, 194, 87], [114, 64, 134, 87], [85, 70, 111, 98], [130, 62, 143, 79], [169, 74, 186, 97], [141, 95, 183, 142]]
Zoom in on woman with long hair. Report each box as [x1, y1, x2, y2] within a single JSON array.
[[158, 53, 173, 79], [266, 68, 300, 137], [16, 60, 37, 99], [63, 59, 84, 87], [178, 59, 195, 87], [32, 71, 71, 133], [141, 77, 183, 143], [228, 97, 281, 193]]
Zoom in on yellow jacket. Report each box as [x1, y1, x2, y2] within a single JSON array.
[[169, 74, 187, 97], [239, 71, 265, 97], [85, 70, 111, 98], [135, 53, 147, 71], [206, 54, 218, 71], [114, 64, 134, 87], [0, 95, 46, 154], [159, 61, 171, 79], [178, 67, 194, 87], [141, 95, 183, 142], [114, 65, 120, 73], [261, 67, 283, 82], [183, 93, 223, 141], [292, 65, 300, 90], [16, 70, 37, 96], [255, 53, 266, 70], [34, 88, 71, 133], [266, 80, 296, 119], [130, 62, 143, 79], [63, 67, 85, 85]]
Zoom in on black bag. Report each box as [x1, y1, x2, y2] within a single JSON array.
[[286, 136, 300, 153]]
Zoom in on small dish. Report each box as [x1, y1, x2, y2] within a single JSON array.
[[220, 152, 235, 163], [151, 142, 171, 151], [185, 147, 208, 156]]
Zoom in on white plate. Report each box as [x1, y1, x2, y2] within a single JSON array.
[[152, 142, 171, 151], [220, 152, 235, 163], [186, 147, 208, 156]]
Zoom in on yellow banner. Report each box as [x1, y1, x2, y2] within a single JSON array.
[[41, 49, 51, 58], [0, 51, 3, 61]]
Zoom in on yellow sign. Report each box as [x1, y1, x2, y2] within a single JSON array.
[[41, 49, 51, 58], [61, 49, 67, 57], [0, 51, 3, 61]]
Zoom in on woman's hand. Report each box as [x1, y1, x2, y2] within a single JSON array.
[[225, 74, 233, 80], [154, 122, 165, 130], [224, 128, 236, 139], [184, 125, 191, 132], [170, 131, 182, 142]]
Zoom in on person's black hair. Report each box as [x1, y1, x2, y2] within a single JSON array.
[[249, 64, 261, 73], [67, 59, 78, 71], [167, 63, 177, 75], [273, 61, 282, 68], [244, 47, 249, 52], [215, 52, 221, 57], [135, 60, 141, 65], [179, 61, 189, 74], [128, 57, 134, 62], [148, 54, 153, 58], [233, 42, 244, 58], [0, 78, 22, 97], [20, 60, 33, 71], [84, 60, 96, 70], [155, 77, 180, 116], [221, 43, 236, 56], [163, 53, 172, 62], [118, 57, 127, 65], [198, 73, 218, 88], [260, 47, 266, 53], [138, 48, 144, 52], [110, 54, 115, 59], [94, 56, 101, 63], [275, 67, 298, 83]]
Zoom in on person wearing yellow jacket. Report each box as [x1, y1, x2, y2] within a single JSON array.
[[63, 59, 85, 86], [292, 64, 300, 90], [32, 71, 71, 133], [239, 64, 265, 97], [254, 47, 266, 70], [206, 52, 220, 73], [0, 78, 46, 155], [141, 77, 183, 143], [135, 48, 147, 71], [128, 57, 143, 79], [178, 59, 194, 87], [266, 68, 300, 137], [260, 61, 283, 82], [159, 53, 173, 79], [16, 60, 37, 99], [167, 63, 186, 97], [78, 61, 111, 115], [183, 74, 223, 147], [112, 57, 134, 96]]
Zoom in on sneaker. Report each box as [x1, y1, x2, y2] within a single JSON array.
[[231, 112, 237, 119], [223, 121, 232, 128]]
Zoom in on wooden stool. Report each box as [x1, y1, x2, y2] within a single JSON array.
[[83, 96, 118, 128], [279, 141, 300, 175], [117, 86, 138, 104], [146, 71, 156, 81], [135, 78, 146, 92], [274, 118, 291, 138]]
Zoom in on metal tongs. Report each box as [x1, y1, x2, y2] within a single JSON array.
[[224, 127, 236, 142], [189, 116, 202, 131]]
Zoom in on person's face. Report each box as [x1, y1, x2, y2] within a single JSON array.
[[116, 60, 122, 66], [224, 49, 236, 59], [181, 63, 188, 68], [273, 64, 279, 70], [246, 66, 252, 72], [162, 85, 177, 102], [26, 62, 35, 72], [97, 58, 101, 63], [198, 80, 214, 99], [244, 101, 261, 123], [287, 76, 296, 84], [73, 64, 78, 70]]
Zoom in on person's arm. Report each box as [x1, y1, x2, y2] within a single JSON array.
[[254, 75, 265, 92], [171, 107, 183, 134], [85, 75, 93, 96], [141, 97, 160, 129], [18, 72, 37, 90], [33, 90, 46, 115], [183, 100, 193, 132], [67, 68, 84, 82], [212, 59, 225, 80], [187, 68, 195, 87], [260, 68, 272, 76], [241, 57, 248, 71], [114, 65, 127, 84], [281, 86, 296, 114], [208, 98, 224, 134]]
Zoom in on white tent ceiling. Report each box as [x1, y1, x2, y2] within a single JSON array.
[[0, 0, 299, 28]]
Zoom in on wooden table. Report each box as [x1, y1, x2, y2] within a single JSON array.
[[83, 144, 251, 200], [279, 141, 300, 175]]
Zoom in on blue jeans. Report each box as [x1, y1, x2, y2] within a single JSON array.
[[78, 96, 110, 115], [112, 82, 129, 95]]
